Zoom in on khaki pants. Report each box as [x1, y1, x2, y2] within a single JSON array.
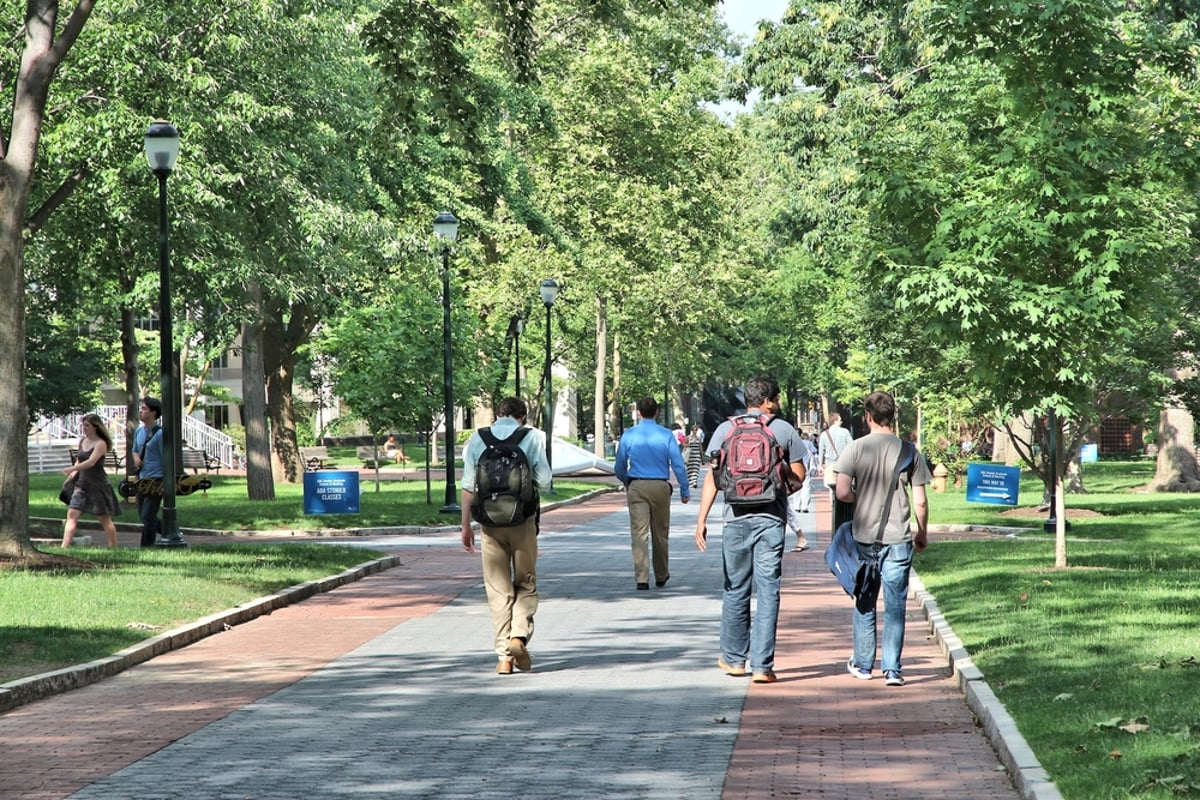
[[480, 517, 538, 657], [627, 479, 672, 584]]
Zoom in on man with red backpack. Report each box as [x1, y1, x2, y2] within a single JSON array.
[[694, 376, 807, 684]]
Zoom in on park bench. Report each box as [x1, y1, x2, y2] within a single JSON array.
[[300, 446, 331, 471], [356, 445, 389, 469], [181, 448, 221, 475]]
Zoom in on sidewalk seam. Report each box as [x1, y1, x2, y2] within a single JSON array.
[[911, 572, 1065, 800]]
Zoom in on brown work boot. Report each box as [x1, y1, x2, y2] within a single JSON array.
[[496, 658, 514, 675]]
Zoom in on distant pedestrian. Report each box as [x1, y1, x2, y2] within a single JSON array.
[[615, 397, 691, 591], [686, 424, 704, 489], [835, 392, 931, 686], [788, 433, 817, 551], [818, 413, 853, 531], [459, 397, 553, 675], [60, 414, 122, 548], [694, 376, 807, 684]]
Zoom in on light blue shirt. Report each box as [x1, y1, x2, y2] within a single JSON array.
[[460, 417, 552, 494], [614, 419, 690, 499], [135, 423, 164, 478]]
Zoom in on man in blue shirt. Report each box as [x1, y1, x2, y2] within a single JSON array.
[[131, 397, 164, 548], [614, 397, 691, 591]]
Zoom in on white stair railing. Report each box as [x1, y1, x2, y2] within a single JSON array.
[[30, 407, 236, 470]]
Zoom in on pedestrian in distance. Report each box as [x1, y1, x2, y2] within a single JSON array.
[[459, 397, 553, 675], [787, 432, 817, 552], [60, 414, 123, 548], [131, 397, 165, 548], [834, 391, 931, 686], [818, 412, 854, 531], [694, 376, 807, 684], [686, 424, 704, 489], [614, 397, 691, 591]]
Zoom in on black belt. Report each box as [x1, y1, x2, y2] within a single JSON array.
[[630, 477, 668, 481]]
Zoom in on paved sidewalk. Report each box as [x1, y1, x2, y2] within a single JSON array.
[[2, 488, 1024, 800]]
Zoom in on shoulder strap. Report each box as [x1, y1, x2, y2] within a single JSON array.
[[873, 440, 914, 544], [824, 429, 840, 458], [139, 425, 160, 459], [479, 426, 529, 449]]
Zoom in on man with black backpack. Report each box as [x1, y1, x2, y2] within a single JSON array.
[[694, 377, 807, 684], [459, 397, 553, 675]]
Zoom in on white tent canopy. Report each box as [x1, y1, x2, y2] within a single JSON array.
[[549, 435, 615, 476]]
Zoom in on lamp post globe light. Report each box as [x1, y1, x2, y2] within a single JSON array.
[[144, 121, 186, 547], [434, 211, 460, 514], [540, 278, 559, 486]]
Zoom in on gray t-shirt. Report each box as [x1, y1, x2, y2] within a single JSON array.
[[834, 432, 932, 544], [706, 413, 806, 521]]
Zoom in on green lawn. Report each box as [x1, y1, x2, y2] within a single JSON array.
[[919, 459, 1200, 799], [0, 543, 382, 682], [27, 472, 607, 532]]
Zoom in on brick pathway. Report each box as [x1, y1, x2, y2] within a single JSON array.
[[2, 484, 1023, 800]]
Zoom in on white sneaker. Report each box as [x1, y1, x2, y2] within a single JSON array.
[[847, 656, 871, 680]]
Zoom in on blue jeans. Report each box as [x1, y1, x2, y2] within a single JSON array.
[[720, 515, 785, 673], [852, 540, 914, 673]]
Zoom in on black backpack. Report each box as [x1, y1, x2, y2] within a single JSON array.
[[717, 414, 788, 506], [470, 427, 537, 527]]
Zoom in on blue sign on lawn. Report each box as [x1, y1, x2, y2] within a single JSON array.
[[303, 470, 361, 515], [965, 463, 1020, 506], [1080, 443, 1099, 463]]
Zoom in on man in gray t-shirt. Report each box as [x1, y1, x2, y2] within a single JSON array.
[[834, 391, 931, 687]]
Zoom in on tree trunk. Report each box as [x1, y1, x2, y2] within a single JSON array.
[[241, 283, 275, 499], [1151, 404, 1200, 491], [593, 295, 607, 456], [0, 192, 36, 558], [119, 301, 140, 469], [0, 0, 97, 560], [260, 298, 317, 483], [609, 331, 622, 439]]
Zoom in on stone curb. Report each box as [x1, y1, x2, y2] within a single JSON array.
[[7, 488, 616, 712], [910, 573, 1065, 800]]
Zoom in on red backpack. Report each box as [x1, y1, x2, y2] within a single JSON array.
[[717, 414, 788, 506]]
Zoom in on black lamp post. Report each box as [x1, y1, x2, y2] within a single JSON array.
[[506, 313, 524, 399], [434, 211, 460, 514], [514, 314, 524, 399], [540, 278, 559, 485], [144, 121, 186, 548]]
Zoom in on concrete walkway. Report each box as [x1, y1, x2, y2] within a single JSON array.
[[2, 487, 1030, 800]]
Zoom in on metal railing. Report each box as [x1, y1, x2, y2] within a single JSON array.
[[30, 407, 236, 470]]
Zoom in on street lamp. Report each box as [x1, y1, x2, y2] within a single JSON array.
[[540, 278, 559, 486], [508, 313, 524, 399], [144, 121, 186, 547], [434, 211, 460, 513]]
